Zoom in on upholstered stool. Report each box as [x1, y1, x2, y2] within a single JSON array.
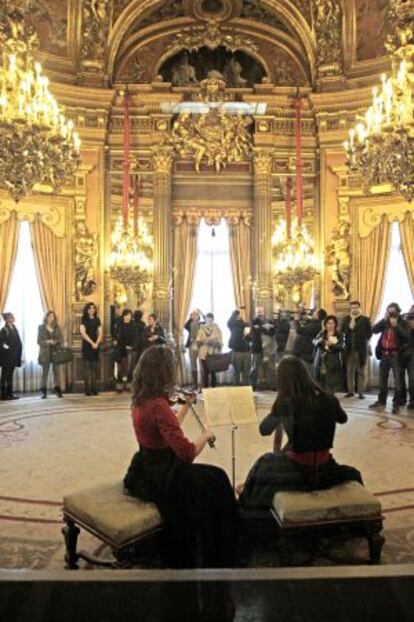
[[62, 481, 163, 569], [271, 482, 385, 565]]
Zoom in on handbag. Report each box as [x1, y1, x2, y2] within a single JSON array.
[[206, 352, 231, 373], [51, 346, 73, 365]]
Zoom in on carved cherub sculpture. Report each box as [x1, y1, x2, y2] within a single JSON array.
[[326, 219, 351, 299], [74, 220, 98, 300]]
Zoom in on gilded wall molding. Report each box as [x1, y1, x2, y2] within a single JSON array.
[[172, 206, 252, 227], [357, 200, 414, 239], [0, 196, 66, 238], [254, 150, 273, 176], [153, 148, 174, 174]]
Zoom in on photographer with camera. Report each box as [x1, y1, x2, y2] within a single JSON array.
[[291, 308, 327, 374], [227, 307, 250, 386], [400, 307, 414, 411], [370, 303, 410, 415]]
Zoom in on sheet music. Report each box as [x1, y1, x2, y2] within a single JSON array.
[[228, 386, 257, 425], [202, 387, 256, 427], [202, 388, 232, 427]]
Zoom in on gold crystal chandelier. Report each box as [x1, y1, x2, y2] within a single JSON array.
[[0, 1, 80, 202], [109, 215, 154, 306], [272, 96, 319, 304], [272, 216, 319, 303], [344, 0, 414, 202]]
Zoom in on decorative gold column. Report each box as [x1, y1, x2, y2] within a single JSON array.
[[253, 150, 273, 314], [152, 148, 174, 336]]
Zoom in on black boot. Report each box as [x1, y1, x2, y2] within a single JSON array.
[[55, 386, 63, 398], [1, 387, 7, 400], [41, 387, 47, 399]]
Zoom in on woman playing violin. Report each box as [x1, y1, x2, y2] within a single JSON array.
[[124, 345, 237, 568]]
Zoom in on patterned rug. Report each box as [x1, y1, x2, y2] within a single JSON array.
[[0, 391, 413, 570]]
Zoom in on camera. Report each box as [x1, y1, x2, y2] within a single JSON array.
[[403, 313, 414, 321], [388, 311, 398, 319]]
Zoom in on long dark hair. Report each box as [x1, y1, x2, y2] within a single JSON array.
[[43, 310, 58, 327], [323, 315, 338, 330], [132, 345, 175, 406], [81, 303, 98, 323], [275, 355, 329, 414]]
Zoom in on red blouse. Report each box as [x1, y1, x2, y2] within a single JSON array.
[[131, 396, 196, 463]]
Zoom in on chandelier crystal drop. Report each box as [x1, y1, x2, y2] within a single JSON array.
[[109, 215, 154, 305], [344, 0, 414, 202], [0, 1, 81, 202], [272, 217, 319, 300]]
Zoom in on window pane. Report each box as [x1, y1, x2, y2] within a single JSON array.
[[190, 218, 236, 349], [377, 221, 413, 320], [4, 221, 45, 391]]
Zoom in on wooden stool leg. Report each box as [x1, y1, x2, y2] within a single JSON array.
[[62, 517, 80, 569], [113, 546, 134, 569], [366, 523, 385, 564]]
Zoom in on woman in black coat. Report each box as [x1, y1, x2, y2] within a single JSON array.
[[0, 313, 23, 400], [313, 315, 344, 394], [80, 303, 103, 396], [114, 309, 137, 392]]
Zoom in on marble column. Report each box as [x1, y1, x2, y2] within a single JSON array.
[[253, 150, 274, 315], [152, 148, 174, 337]]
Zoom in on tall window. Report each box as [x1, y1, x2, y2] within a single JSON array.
[[189, 218, 236, 348], [377, 221, 413, 320], [4, 221, 45, 391]]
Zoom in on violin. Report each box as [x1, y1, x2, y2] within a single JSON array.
[[170, 387, 216, 449]]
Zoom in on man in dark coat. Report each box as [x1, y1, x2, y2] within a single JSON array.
[[291, 308, 327, 374], [227, 309, 250, 386], [370, 303, 410, 415], [400, 309, 414, 411], [0, 313, 23, 400], [249, 306, 275, 390], [341, 300, 372, 399], [272, 310, 290, 361]]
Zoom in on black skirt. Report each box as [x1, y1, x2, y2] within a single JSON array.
[[239, 451, 363, 511], [124, 447, 237, 568]]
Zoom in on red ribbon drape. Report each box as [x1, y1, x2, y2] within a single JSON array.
[[133, 174, 140, 237], [122, 92, 131, 229], [294, 95, 304, 226], [285, 177, 292, 239]]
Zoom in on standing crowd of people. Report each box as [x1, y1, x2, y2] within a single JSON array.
[[1, 300, 413, 411], [183, 301, 414, 414], [0, 303, 167, 400]]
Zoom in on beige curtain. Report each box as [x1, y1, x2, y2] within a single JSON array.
[[355, 215, 391, 321], [30, 216, 66, 328], [173, 219, 199, 383], [400, 212, 414, 295], [228, 219, 252, 319], [0, 213, 19, 311]]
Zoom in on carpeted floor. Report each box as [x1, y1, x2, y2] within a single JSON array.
[[0, 391, 413, 570]]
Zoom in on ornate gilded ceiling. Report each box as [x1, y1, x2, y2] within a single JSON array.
[[29, 0, 392, 88]]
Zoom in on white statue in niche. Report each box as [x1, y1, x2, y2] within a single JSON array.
[[171, 52, 198, 86], [223, 57, 247, 87]]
